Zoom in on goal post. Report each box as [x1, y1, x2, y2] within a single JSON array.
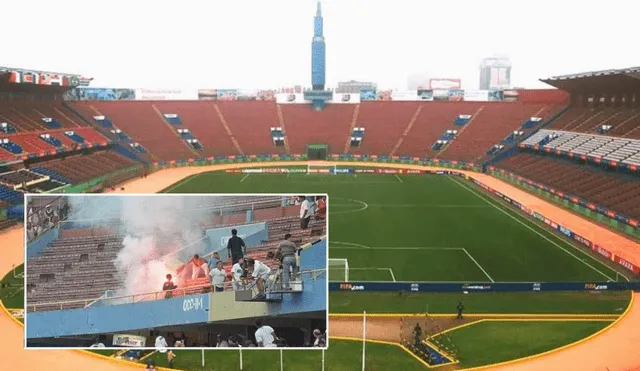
[[307, 164, 338, 175], [328, 258, 349, 282]]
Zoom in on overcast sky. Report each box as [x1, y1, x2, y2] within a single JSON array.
[[3, 0, 638, 90]]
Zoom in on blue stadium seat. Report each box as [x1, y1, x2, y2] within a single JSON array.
[[40, 134, 63, 147], [31, 167, 71, 184], [0, 184, 24, 204], [41, 118, 62, 129], [0, 140, 24, 154], [64, 131, 85, 143], [0, 122, 17, 134]]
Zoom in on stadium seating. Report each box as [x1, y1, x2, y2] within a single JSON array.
[[0, 101, 84, 132], [548, 107, 640, 138], [26, 202, 326, 311], [0, 184, 24, 204], [69, 101, 195, 161], [522, 129, 640, 167], [31, 151, 136, 184], [281, 104, 354, 154], [217, 101, 287, 155], [495, 153, 640, 219], [352, 102, 420, 155], [153, 101, 239, 157], [395, 102, 482, 157], [0, 169, 46, 186], [441, 103, 557, 162]]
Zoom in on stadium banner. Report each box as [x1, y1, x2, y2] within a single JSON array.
[[417, 89, 433, 101], [276, 93, 306, 104], [448, 89, 464, 102], [463, 90, 489, 101], [360, 89, 377, 101], [377, 90, 393, 101], [504, 90, 519, 102], [113, 334, 147, 347], [330, 93, 361, 104], [391, 91, 419, 101], [329, 282, 640, 292], [198, 89, 217, 100], [63, 88, 136, 101], [433, 90, 450, 101], [235, 89, 258, 101], [135, 88, 198, 100], [429, 78, 462, 90], [217, 89, 239, 101], [256, 90, 276, 101]]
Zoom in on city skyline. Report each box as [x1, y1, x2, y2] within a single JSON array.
[[3, 0, 638, 91]]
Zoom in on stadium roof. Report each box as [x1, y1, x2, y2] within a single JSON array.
[[541, 66, 640, 93]]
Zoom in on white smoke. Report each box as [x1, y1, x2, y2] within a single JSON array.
[[66, 195, 217, 299]]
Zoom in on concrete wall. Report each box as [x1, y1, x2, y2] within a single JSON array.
[[26, 293, 210, 338]]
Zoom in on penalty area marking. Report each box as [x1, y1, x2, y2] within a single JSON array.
[[395, 174, 403, 183], [330, 241, 494, 282], [350, 267, 397, 282], [240, 174, 250, 182]]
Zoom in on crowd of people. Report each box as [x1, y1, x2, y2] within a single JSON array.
[[161, 226, 310, 297], [26, 197, 70, 242]]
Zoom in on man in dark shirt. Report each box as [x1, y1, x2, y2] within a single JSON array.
[[227, 229, 246, 265], [413, 323, 422, 346], [162, 274, 177, 299], [457, 301, 464, 319]]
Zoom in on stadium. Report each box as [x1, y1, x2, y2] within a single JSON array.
[[1, 0, 640, 370], [23, 194, 328, 349]]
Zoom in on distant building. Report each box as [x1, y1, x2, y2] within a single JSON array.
[[479, 57, 511, 90], [336, 80, 377, 94]]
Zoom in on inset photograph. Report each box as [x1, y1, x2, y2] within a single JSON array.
[[24, 194, 328, 349]]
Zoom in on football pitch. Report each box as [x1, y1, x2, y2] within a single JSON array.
[[164, 170, 625, 284]]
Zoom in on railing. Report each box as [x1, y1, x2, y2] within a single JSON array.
[[27, 268, 328, 312], [27, 235, 328, 312]]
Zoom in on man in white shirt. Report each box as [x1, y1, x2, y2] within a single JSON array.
[[299, 196, 313, 230], [231, 257, 245, 291], [155, 335, 168, 353], [254, 320, 278, 347], [248, 258, 272, 294], [209, 261, 227, 292]]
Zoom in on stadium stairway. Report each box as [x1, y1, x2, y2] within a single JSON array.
[[281, 104, 354, 154], [396, 102, 478, 158], [217, 101, 286, 155], [353, 101, 419, 156], [442, 103, 552, 162], [70, 101, 194, 162]]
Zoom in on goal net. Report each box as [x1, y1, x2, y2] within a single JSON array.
[[328, 258, 349, 282], [307, 164, 337, 175]]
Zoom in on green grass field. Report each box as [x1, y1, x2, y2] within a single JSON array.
[[7, 169, 632, 370], [433, 320, 611, 368], [0, 263, 23, 309], [143, 340, 426, 371], [166, 171, 627, 283]]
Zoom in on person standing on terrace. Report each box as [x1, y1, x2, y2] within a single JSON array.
[[162, 274, 177, 299], [276, 233, 299, 290], [227, 229, 246, 264], [210, 261, 227, 292]]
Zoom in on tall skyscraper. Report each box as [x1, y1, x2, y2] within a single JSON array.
[[479, 57, 511, 90], [311, 1, 326, 91]]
